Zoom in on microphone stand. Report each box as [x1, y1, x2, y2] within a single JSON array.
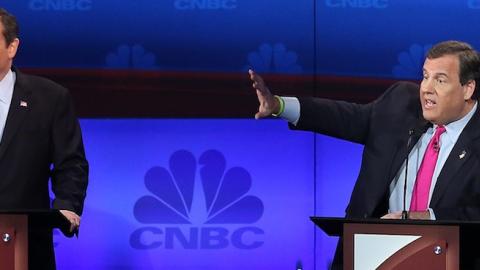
[[401, 129, 414, 220]]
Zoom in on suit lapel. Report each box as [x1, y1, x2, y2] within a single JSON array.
[[0, 71, 31, 161], [430, 107, 480, 207]]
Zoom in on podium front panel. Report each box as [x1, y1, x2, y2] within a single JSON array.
[[0, 215, 28, 270], [344, 223, 459, 270]]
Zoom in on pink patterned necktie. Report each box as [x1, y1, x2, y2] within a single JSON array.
[[410, 125, 446, 211]]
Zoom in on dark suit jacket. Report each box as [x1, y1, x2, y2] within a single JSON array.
[[0, 68, 88, 269], [294, 81, 480, 220], [293, 81, 480, 269]]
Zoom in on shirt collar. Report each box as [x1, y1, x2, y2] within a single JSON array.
[[0, 69, 14, 104], [432, 101, 478, 144]]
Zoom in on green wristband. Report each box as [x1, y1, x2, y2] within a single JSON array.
[[271, 95, 285, 117]]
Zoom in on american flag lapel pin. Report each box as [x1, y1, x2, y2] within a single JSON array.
[[459, 150, 466, 159], [20, 100, 28, 107]]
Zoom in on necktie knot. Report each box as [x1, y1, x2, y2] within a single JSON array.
[[435, 125, 446, 137]]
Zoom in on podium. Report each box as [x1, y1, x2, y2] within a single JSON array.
[[311, 217, 480, 270], [0, 210, 72, 270]]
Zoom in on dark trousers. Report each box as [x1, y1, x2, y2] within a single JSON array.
[[29, 229, 56, 270]]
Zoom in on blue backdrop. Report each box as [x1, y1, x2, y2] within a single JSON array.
[[5, 1, 480, 78]]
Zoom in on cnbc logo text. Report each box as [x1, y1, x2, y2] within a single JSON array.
[[130, 150, 264, 250], [29, 0, 92, 11], [174, 0, 237, 10], [326, 0, 388, 8], [131, 226, 263, 249]]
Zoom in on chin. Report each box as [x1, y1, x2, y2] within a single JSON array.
[[422, 111, 437, 123]]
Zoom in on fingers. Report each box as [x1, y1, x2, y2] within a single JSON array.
[[249, 69, 269, 94], [248, 68, 255, 78], [72, 216, 80, 229], [381, 211, 402, 219], [255, 110, 270, 120], [71, 216, 80, 232], [408, 211, 430, 220], [70, 222, 77, 233], [248, 69, 278, 119], [382, 211, 430, 220], [60, 209, 81, 232]]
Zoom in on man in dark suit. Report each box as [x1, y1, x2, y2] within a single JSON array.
[[249, 40, 480, 267], [0, 8, 88, 269]]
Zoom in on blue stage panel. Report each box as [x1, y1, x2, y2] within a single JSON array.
[[315, 134, 363, 269], [53, 119, 316, 269]]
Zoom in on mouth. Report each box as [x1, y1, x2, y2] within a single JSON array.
[[424, 98, 436, 109]]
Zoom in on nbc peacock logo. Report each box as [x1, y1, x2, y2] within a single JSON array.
[[130, 150, 265, 250]]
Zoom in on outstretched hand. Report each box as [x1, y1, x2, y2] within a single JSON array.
[[248, 69, 280, 119]]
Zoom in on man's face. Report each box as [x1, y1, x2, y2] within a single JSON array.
[[0, 21, 18, 79], [420, 54, 475, 125]]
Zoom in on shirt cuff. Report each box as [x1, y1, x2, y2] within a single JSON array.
[[427, 208, 436, 220], [278, 96, 300, 125]]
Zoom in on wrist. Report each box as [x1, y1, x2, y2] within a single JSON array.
[[272, 95, 285, 117]]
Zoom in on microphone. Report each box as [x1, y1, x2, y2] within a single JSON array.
[[401, 121, 431, 219], [401, 129, 415, 220]]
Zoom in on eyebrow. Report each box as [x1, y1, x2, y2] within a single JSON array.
[[423, 69, 449, 78], [434, 72, 449, 78]]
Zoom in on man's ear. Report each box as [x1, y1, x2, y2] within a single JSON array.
[[7, 38, 19, 60], [464, 79, 476, 100]]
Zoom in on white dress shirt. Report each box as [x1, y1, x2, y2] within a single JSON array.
[[0, 69, 15, 143]]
